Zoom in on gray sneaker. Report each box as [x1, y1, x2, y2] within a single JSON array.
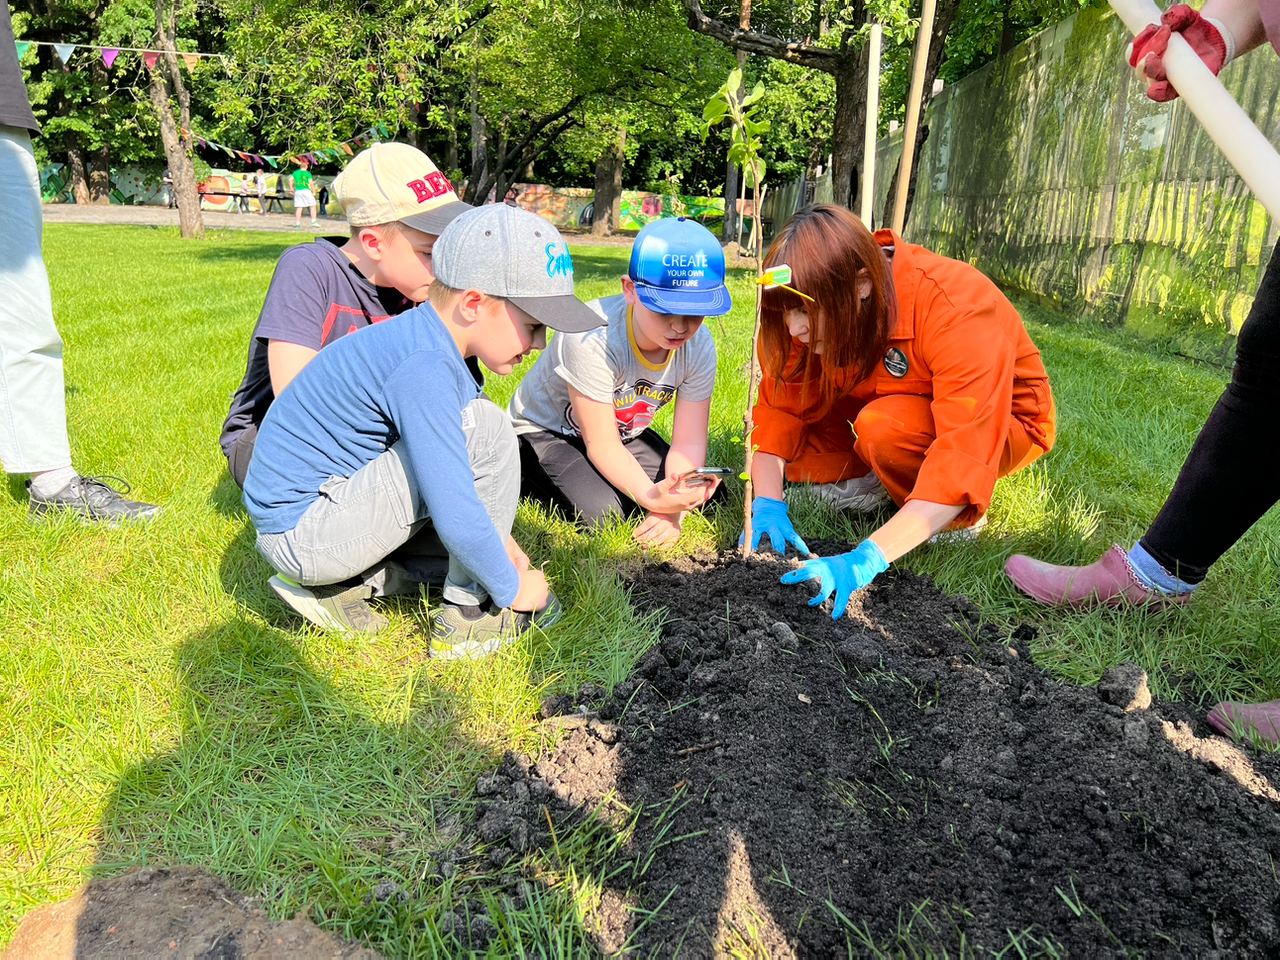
[[429, 592, 563, 661], [268, 575, 388, 634], [806, 473, 891, 513], [28, 474, 160, 524]]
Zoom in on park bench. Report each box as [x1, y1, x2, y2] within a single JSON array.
[[199, 189, 291, 213]]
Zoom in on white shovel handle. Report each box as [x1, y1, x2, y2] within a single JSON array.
[[1107, 0, 1280, 222]]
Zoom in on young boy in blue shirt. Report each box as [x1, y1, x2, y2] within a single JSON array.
[[243, 204, 601, 658], [509, 217, 731, 546]]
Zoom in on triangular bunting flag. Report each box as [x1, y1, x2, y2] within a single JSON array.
[[143, 51, 159, 69], [264, 156, 278, 169], [341, 143, 354, 156], [53, 43, 76, 64], [101, 48, 120, 68], [181, 52, 200, 71], [15, 41, 31, 60]]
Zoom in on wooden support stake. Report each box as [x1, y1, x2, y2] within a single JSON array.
[[891, 0, 937, 235], [861, 22, 883, 226]]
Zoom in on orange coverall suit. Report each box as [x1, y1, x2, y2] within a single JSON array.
[[753, 231, 1056, 527]]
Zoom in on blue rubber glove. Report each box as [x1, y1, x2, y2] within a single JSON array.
[[746, 496, 810, 555], [780, 540, 889, 620]]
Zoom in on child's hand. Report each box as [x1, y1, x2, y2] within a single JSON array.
[[505, 535, 531, 571], [512, 568, 550, 612], [634, 511, 683, 547], [640, 475, 708, 515]]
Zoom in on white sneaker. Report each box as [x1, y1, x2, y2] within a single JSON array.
[[268, 574, 388, 633], [928, 514, 988, 545], [806, 473, 891, 513]]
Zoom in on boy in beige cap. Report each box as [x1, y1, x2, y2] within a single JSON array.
[[219, 142, 474, 489]]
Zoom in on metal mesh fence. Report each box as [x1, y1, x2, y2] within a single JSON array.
[[873, 4, 1280, 353]]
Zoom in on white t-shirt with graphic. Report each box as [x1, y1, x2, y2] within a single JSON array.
[[509, 294, 717, 440]]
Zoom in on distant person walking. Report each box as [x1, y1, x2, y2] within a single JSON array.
[[292, 158, 317, 228], [255, 167, 268, 215]]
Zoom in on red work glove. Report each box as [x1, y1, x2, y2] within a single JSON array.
[[1128, 4, 1235, 102]]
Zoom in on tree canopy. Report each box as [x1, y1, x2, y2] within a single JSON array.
[[12, 0, 1099, 221]]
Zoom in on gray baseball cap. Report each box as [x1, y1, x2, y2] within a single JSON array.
[[433, 204, 602, 333]]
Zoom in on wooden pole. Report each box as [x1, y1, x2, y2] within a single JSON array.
[[861, 23, 883, 226], [1108, 0, 1280, 222], [891, 0, 936, 235]]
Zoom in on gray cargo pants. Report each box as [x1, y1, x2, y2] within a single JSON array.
[[255, 398, 519, 606]]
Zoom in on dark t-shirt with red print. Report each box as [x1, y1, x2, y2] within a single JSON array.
[[219, 237, 413, 456]]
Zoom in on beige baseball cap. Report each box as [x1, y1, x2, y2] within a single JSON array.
[[333, 142, 470, 234]]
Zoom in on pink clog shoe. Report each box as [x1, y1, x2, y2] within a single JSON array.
[[1004, 544, 1191, 610]]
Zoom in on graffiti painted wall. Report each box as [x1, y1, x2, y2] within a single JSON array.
[[510, 184, 727, 231], [40, 163, 168, 205], [874, 4, 1280, 350]]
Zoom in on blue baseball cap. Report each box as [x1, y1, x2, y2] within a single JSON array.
[[628, 217, 732, 316]]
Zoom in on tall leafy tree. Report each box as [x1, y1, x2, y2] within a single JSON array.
[[456, 0, 729, 210]]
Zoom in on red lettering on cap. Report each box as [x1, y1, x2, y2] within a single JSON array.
[[407, 179, 431, 203], [425, 171, 451, 197]]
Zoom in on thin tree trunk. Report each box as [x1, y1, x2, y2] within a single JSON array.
[[150, 0, 203, 238], [723, 160, 740, 243], [88, 58, 111, 204], [591, 128, 625, 237], [832, 54, 868, 210], [89, 143, 111, 204], [723, 34, 749, 242], [466, 69, 488, 203], [67, 143, 91, 205], [445, 101, 459, 176]]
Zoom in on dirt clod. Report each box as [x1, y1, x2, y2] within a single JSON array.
[[1097, 662, 1153, 712]]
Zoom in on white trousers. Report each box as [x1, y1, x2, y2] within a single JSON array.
[[0, 125, 71, 474]]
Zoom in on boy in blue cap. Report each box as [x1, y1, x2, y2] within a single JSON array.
[[510, 217, 732, 546]]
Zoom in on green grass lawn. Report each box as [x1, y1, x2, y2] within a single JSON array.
[[2, 223, 1278, 954]]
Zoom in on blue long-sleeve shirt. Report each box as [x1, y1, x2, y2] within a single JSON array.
[[243, 303, 519, 607]]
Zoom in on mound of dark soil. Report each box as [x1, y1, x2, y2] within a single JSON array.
[[475, 548, 1280, 957], [4, 867, 378, 960]]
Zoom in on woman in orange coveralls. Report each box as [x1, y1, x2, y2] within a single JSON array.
[[746, 204, 1057, 618]]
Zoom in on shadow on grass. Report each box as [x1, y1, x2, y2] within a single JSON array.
[[73, 616, 600, 956], [209, 470, 246, 520]]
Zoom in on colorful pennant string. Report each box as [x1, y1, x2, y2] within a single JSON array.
[[186, 124, 393, 169], [12, 39, 227, 70]]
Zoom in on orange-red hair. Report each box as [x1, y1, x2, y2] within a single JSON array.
[[760, 204, 895, 419]]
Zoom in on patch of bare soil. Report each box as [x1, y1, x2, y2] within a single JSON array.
[[473, 547, 1280, 957], [4, 867, 378, 960]]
